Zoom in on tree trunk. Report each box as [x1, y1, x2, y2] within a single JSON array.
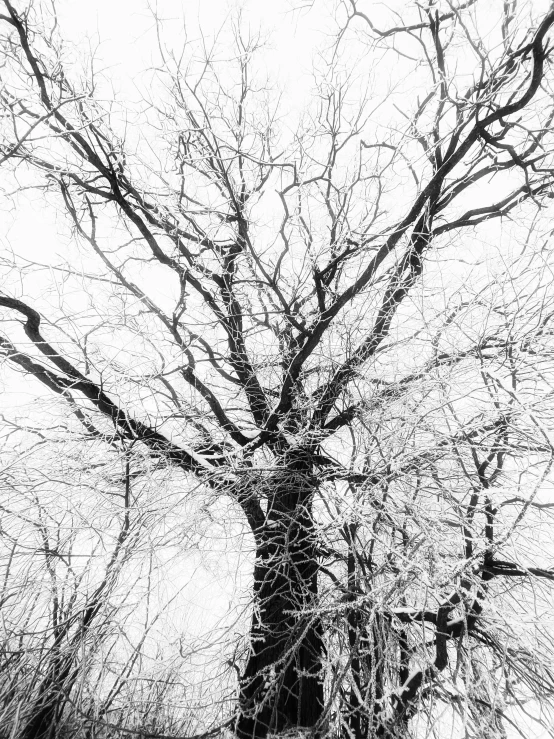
[[236, 451, 324, 738], [21, 656, 73, 739], [21, 603, 99, 739]]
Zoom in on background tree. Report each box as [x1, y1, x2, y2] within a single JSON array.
[[1, 0, 554, 737]]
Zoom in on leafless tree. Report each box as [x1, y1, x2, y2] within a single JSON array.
[[1, 0, 554, 737], [0, 403, 215, 738]]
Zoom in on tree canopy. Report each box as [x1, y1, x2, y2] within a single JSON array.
[[1, 1, 554, 737]]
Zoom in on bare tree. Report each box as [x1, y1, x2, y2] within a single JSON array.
[[1, 0, 554, 737], [0, 402, 211, 738]]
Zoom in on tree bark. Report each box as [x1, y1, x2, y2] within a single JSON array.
[[236, 451, 324, 738], [21, 655, 73, 739]]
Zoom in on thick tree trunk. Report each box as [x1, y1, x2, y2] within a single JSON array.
[[236, 452, 324, 738]]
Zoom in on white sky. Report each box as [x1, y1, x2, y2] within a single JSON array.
[[1, 2, 554, 736], [55, 0, 327, 101]]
